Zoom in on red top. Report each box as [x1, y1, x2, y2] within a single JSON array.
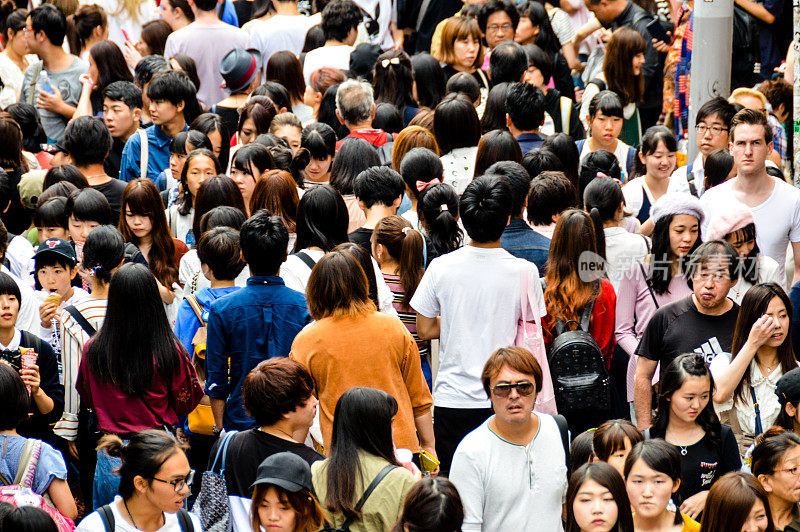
[[76, 342, 203, 434], [543, 278, 617, 369], [335, 128, 389, 151]]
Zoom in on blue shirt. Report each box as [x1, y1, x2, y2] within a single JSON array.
[[501, 218, 550, 274], [515, 132, 544, 155], [205, 276, 311, 430], [118, 123, 188, 183], [174, 286, 241, 356]]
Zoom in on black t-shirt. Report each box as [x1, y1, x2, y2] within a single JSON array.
[[92, 178, 127, 224], [670, 425, 740, 501], [637, 296, 739, 378], [16, 331, 64, 447], [209, 429, 324, 498], [348, 227, 373, 254], [103, 137, 125, 179]]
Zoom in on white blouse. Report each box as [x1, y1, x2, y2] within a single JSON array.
[[441, 146, 478, 195]]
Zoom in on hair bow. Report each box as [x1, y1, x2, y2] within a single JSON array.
[[596, 172, 609, 179], [381, 57, 401, 68], [416, 178, 441, 192]]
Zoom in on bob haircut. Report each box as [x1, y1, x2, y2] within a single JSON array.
[[588, 90, 624, 120], [293, 185, 349, 253], [700, 472, 775, 532], [433, 93, 481, 155], [251, 481, 323, 532], [391, 126, 440, 172], [305, 249, 376, 320], [238, 95, 278, 137], [474, 129, 522, 178], [0, 362, 30, 430], [481, 346, 543, 397], [566, 462, 634, 532], [242, 358, 316, 427], [34, 197, 68, 229], [192, 175, 246, 242], [437, 17, 484, 68], [390, 477, 464, 532], [410, 53, 446, 109], [329, 137, 380, 195], [623, 439, 682, 481], [65, 187, 112, 224], [593, 419, 643, 462], [301, 122, 336, 161], [266, 50, 306, 104], [249, 170, 300, 233]]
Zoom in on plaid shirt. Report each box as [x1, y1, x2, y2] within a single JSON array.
[[769, 113, 787, 161]]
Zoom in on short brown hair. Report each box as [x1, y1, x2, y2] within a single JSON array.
[[242, 358, 315, 426], [701, 472, 775, 532], [249, 170, 299, 232], [436, 17, 484, 69], [592, 419, 643, 462], [305, 249, 375, 320], [251, 484, 324, 532], [481, 346, 543, 397], [729, 108, 772, 144], [391, 125, 440, 171]]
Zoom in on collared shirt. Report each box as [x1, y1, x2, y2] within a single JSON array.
[[515, 132, 544, 155], [205, 275, 311, 430], [118, 123, 188, 183], [501, 218, 550, 274]]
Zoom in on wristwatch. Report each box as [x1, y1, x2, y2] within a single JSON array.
[[212, 424, 221, 436]]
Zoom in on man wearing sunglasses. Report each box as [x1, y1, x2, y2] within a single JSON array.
[[449, 346, 569, 531]]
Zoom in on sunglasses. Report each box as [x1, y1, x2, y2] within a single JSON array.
[[491, 382, 535, 398]]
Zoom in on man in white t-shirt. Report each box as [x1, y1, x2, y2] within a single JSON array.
[[410, 174, 546, 475], [450, 347, 568, 531], [700, 108, 800, 285], [671, 97, 737, 196], [249, 0, 316, 75], [302, 0, 361, 84]]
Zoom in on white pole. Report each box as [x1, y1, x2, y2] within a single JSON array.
[[794, 0, 800, 185]]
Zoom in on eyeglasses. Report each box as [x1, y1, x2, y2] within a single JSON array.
[[487, 23, 514, 33], [491, 382, 535, 398], [152, 469, 195, 492], [695, 124, 729, 137], [693, 271, 732, 283]]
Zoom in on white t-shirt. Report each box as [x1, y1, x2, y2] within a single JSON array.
[[165, 205, 193, 245], [6, 234, 34, 286], [302, 45, 354, 85], [279, 248, 325, 293], [352, 0, 397, 50], [450, 415, 567, 532], [76, 496, 202, 531], [700, 177, 800, 281], [250, 14, 317, 74], [84, 0, 159, 47], [604, 227, 650, 292], [410, 246, 546, 408], [621, 176, 690, 221], [0, 53, 26, 108], [441, 146, 478, 195]]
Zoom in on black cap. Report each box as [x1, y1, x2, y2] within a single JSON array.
[[776, 367, 800, 405], [349, 43, 382, 82], [249, 452, 312, 493], [35, 238, 77, 265]]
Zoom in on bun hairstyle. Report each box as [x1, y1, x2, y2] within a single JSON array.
[[82, 225, 124, 284], [418, 183, 462, 257], [372, 215, 424, 306], [254, 133, 310, 188]]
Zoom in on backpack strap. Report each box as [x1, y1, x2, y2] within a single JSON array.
[[625, 146, 637, 179], [560, 96, 572, 134], [553, 414, 570, 462], [186, 295, 205, 326], [339, 465, 397, 531], [64, 305, 96, 336], [168, 206, 178, 238], [138, 129, 149, 180], [177, 508, 194, 532], [292, 251, 318, 270], [14, 438, 41, 488], [26, 62, 43, 106], [578, 281, 601, 332], [210, 430, 238, 474], [687, 178, 699, 198], [98, 504, 115, 531], [588, 77, 606, 92], [576, 139, 585, 153], [638, 262, 660, 309]]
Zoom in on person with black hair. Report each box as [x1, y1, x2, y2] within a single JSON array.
[[160, 0, 194, 32], [330, 136, 380, 232], [434, 93, 481, 194], [489, 41, 527, 85], [132, 54, 169, 126], [398, 146, 443, 231], [635, 239, 741, 429], [65, 187, 113, 244], [34, 197, 69, 243], [505, 82, 546, 154], [496, 160, 549, 273], [0, 219, 40, 334], [191, 112, 231, 171], [0, 361, 76, 522], [578, 90, 637, 180], [411, 174, 546, 474], [206, 210, 312, 433], [302, 0, 360, 83], [349, 166, 405, 253], [410, 53, 446, 110], [301, 122, 336, 186], [445, 72, 481, 107], [163, 0, 249, 108], [520, 146, 564, 182], [20, 4, 88, 143], [526, 170, 577, 239], [5, 102, 49, 169], [477, 0, 518, 54], [101, 81, 142, 179], [119, 70, 195, 184], [62, 116, 127, 223], [417, 182, 462, 264], [0, 9, 32, 108]]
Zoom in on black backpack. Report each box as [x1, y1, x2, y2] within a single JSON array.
[[376, 133, 394, 166], [731, 5, 761, 89], [548, 283, 611, 415]]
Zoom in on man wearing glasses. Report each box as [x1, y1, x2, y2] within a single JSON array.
[[671, 97, 737, 197], [450, 346, 569, 532]]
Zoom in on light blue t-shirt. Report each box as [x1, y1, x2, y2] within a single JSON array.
[[0, 434, 68, 494]]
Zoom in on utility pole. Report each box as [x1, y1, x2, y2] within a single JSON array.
[[687, 0, 735, 163]]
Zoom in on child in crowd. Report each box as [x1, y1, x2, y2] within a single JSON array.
[[577, 91, 637, 180], [349, 166, 406, 253]]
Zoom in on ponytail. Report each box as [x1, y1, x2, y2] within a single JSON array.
[[418, 183, 462, 257], [374, 216, 424, 306], [66, 4, 107, 56], [588, 207, 606, 261]]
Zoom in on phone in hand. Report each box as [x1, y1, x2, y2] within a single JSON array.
[[646, 19, 670, 44]]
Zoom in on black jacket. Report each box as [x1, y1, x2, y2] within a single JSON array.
[[544, 88, 585, 140]]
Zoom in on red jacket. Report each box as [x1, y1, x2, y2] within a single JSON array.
[[335, 128, 389, 151]]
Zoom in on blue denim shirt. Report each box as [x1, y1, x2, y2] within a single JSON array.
[[205, 276, 311, 430], [515, 132, 544, 155], [119, 123, 189, 183], [501, 218, 550, 274]]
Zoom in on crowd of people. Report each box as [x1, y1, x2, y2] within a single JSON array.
[[0, 0, 793, 529]]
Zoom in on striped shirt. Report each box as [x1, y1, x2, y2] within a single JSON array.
[[383, 273, 430, 361], [53, 298, 107, 441]]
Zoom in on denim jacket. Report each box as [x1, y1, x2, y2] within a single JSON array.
[[205, 276, 311, 430], [501, 218, 550, 274]]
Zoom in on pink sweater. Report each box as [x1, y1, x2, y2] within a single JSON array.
[[614, 260, 692, 400]]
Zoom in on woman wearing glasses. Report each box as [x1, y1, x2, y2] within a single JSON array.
[[76, 430, 202, 531], [751, 430, 800, 531]]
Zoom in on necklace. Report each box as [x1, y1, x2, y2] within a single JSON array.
[[679, 445, 687, 456], [123, 499, 164, 530]]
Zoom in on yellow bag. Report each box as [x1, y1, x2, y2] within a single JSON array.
[[188, 395, 214, 436]]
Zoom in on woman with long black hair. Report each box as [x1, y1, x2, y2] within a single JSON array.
[[76, 263, 203, 509], [309, 387, 420, 530], [75, 40, 134, 117], [648, 353, 741, 520]]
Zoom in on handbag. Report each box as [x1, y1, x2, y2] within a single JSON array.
[[515, 266, 557, 414], [192, 430, 238, 531], [184, 296, 214, 436]]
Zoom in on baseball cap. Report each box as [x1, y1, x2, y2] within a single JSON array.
[[18, 170, 45, 210], [35, 238, 77, 265], [349, 43, 382, 81], [776, 367, 800, 405], [249, 452, 312, 493]]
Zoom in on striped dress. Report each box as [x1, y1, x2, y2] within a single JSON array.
[[383, 273, 432, 390]]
